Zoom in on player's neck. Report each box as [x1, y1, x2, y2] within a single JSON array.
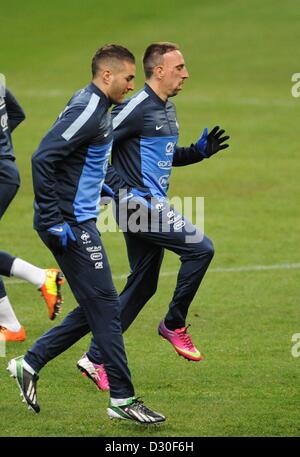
[[146, 80, 168, 102], [92, 78, 109, 99]]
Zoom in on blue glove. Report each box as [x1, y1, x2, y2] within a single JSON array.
[[196, 126, 230, 158], [47, 222, 76, 252]]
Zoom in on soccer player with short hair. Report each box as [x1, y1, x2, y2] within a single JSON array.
[[7, 45, 165, 425], [0, 83, 64, 342], [77, 42, 229, 390]]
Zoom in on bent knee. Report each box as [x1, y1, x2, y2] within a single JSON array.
[[204, 236, 215, 259], [190, 235, 215, 260], [146, 281, 159, 300], [136, 277, 159, 302]]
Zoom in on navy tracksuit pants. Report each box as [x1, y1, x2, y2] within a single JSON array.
[[87, 198, 214, 364], [24, 220, 134, 399]]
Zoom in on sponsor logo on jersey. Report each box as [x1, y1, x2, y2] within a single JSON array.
[[166, 142, 175, 154], [159, 175, 169, 189], [158, 160, 172, 169]]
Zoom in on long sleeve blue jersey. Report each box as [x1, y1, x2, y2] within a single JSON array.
[[0, 89, 25, 160], [106, 83, 206, 199], [32, 83, 113, 231]]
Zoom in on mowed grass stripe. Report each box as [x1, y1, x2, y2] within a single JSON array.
[[5, 261, 300, 284]]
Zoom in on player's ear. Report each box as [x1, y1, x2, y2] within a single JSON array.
[[153, 65, 164, 80], [102, 69, 112, 86]]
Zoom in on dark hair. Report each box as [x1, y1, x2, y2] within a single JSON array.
[[92, 44, 135, 77], [143, 42, 180, 79]]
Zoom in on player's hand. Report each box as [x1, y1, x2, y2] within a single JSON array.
[[196, 126, 230, 157], [47, 222, 76, 253]]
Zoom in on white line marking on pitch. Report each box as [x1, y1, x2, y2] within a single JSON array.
[[5, 262, 300, 284]]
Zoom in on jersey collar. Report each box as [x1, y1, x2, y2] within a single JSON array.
[[88, 82, 111, 107]]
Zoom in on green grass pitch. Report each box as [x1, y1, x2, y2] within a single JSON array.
[[1, 0, 299, 437]]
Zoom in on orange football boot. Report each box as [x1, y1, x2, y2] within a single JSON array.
[[39, 269, 65, 320], [0, 326, 26, 342]]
